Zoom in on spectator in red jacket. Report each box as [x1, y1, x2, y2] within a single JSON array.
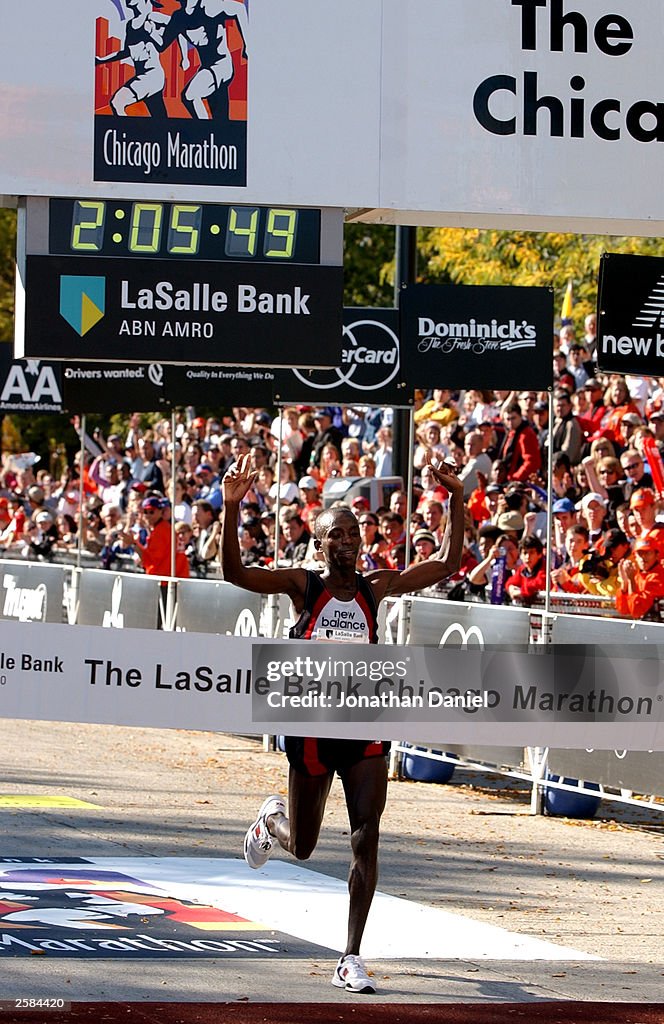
[[129, 495, 173, 577], [505, 535, 547, 604], [615, 536, 664, 619], [499, 404, 542, 482]]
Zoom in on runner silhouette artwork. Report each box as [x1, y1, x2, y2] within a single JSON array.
[[94, 0, 248, 185]]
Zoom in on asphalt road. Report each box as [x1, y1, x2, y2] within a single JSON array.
[[0, 719, 663, 1006]]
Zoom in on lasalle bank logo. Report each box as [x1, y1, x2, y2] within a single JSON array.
[[60, 277, 106, 337], [94, 0, 249, 187]]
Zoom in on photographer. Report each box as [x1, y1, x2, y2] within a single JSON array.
[[576, 528, 631, 598]]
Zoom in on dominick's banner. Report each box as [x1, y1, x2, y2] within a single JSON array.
[[399, 285, 553, 390], [597, 253, 664, 377], [0, 620, 663, 749]]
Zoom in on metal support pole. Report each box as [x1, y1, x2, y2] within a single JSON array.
[[76, 414, 86, 569]]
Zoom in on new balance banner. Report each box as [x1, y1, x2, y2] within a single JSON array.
[[273, 308, 407, 406], [399, 285, 553, 390], [597, 252, 664, 377]]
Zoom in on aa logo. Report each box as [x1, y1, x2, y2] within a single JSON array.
[[60, 277, 105, 337]]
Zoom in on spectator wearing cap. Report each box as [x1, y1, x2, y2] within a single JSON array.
[[620, 449, 653, 501], [577, 492, 608, 547], [297, 476, 320, 525], [194, 462, 222, 511], [629, 488, 664, 553], [24, 508, 58, 559], [123, 496, 173, 577], [551, 497, 577, 566], [552, 390, 583, 465], [576, 528, 631, 598], [350, 495, 371, 518], [577, 378, 607, 438], [616, 536, 664, 619], [309, 409, 345, 469], [499, 404, 542, 483], [410, 529, 439, 565], [505, 535, 547, 604], [494, 510, 525, 542], [617, 412, 643, 452]]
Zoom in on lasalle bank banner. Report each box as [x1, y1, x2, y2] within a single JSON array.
[[0, 620, 663, 750], [2, 2, 664, 231]]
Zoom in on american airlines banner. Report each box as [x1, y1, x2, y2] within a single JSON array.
[[2, 3, 664, 232], [0, 346, 63, 414], [0, 619, 663, 750]]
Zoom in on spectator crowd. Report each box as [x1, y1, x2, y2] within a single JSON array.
[[3, 313, 664, 620]]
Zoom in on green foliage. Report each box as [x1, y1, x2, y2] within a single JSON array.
[[343, 223, 396, 308], [0, 209, 16, 343], [418, 228, 664, 328]]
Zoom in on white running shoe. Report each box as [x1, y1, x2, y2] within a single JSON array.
[[331, 954, 376, 994], [243, 795, 286, 869]]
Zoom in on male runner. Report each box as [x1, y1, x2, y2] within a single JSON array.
[[97, 0, 169, 117], [221, 452, 464, 994], [162, 0, 248, 119]]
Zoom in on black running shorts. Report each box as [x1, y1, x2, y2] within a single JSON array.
[[284, 737, 391, 778]]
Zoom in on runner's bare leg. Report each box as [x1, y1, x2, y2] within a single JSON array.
[[341, 756, 388, 955]]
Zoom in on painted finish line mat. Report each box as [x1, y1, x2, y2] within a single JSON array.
[[0, 858, 599, 961]]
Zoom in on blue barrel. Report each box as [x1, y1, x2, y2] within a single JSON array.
[[545, 773, 601, 819], [402, 746, 456, 784]]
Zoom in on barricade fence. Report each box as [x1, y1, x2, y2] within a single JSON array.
[[0, 558, 662, 813]]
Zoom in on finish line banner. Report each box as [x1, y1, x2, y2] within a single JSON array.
[[0, 621, 663, 750]]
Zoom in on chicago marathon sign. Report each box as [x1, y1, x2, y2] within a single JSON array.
[[93, 1, 248, 186]]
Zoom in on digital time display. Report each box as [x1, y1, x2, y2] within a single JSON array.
[[48, 199, 321, 264]]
